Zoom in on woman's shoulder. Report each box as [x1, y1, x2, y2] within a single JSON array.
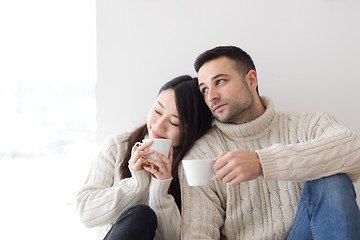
[[98, 132, 131, 155]]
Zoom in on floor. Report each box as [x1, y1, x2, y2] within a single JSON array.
[[0, 143, 99, 239]]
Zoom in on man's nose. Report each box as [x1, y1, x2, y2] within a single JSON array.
[[207, 88, 219, 103]]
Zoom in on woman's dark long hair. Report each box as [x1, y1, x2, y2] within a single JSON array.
[[119, 75, 213, 210]]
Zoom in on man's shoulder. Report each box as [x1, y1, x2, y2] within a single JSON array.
[[278, 110, 331, 120], [194, 126, 220, 145], [184, 126, 222, 158]]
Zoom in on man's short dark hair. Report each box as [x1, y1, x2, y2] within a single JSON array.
[[194, 46, 259, 95], [194, 46, 256, 76]]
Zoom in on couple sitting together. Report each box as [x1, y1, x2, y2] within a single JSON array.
[[76, 46, 360, 240]]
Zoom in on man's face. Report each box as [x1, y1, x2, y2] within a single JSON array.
[[197, 57, 254, 124]]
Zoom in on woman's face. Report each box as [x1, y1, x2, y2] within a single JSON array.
[[147, 89, 181, 147]]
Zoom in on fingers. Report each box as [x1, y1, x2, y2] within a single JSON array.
[[133, 156, 150, 170], [130, 141, 154, 171], [144, 165, 160, 178], [147, 158, 166, 173], [214, 151, 246, 184], [228, 177, 242, 186], [214, 150, 262, 185], [148, 149, 173, 168], [159, 148, 173, 169], [215, 153, 248, 184], [213, 152, 229, 171], [214, 151, 227, 161], [144, 150, 173, 180], [221, 169, 241, 186], [131, 142, 154, 159], [132, 140, 153, 152], [215, 159, 233, 181], [144, 163, 171, 180]]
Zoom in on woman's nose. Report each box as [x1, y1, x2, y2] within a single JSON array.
[[155, 117, 167, 132]]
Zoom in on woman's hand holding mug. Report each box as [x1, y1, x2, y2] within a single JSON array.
[[129, 140, 154, 172], [144, 147, 173, 180]]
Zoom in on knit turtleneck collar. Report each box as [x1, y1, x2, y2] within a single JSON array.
[[213, 96, 276, 139]]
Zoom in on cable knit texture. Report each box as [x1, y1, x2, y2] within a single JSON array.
[[180, 96, 360, 240], [76, 133, 180, 240]]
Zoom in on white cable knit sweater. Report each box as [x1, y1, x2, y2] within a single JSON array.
[[76, 134, 178, 240], [178, 96, 360, 239], [77, 96, 360, 240]]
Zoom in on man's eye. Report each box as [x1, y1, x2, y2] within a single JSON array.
[[216, 79, 225, 85], [201, 88, 208, 95]]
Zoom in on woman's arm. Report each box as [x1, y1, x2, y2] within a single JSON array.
[[144, 148, 181, 239], [148, 177, 181, 240], [76, 134, 150, 228]]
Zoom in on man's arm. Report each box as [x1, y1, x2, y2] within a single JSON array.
[[259, 112, 360, 182], [214, 112, 360, 184], [214, 150, 263, 186]]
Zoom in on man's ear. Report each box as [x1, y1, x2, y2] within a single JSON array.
[[245, 70, 258, 91]]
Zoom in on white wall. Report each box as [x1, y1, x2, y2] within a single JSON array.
[[96, 0, 360, 199], [96, 0, 360, 142]]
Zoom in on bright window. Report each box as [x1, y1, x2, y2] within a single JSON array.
[[0, 1, 98, 239]]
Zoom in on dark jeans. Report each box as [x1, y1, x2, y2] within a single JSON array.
[[103, 204, 157, 240]]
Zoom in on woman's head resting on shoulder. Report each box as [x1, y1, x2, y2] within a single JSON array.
[[147, 75, 213, 150], [121, 75, 213, 208]]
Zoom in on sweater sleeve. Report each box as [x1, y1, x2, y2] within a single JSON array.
[[76, 135, 150, 228], [148, 176, 181, 240], [258, 112, 360, 182]]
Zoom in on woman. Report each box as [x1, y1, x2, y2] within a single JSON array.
[[76, 75, 212, 240]]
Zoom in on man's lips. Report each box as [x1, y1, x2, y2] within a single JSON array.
[[213, 104, 226, 112], [151, 130, 165, 139]]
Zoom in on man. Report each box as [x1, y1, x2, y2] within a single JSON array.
[[180, 46, 360, 239]]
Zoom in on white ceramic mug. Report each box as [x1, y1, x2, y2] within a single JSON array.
[[142, 138, 172, 164], [182, 159, 215, 186]]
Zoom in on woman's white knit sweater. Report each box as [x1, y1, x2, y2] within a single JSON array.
[[179, 97, 360, 239], [76, 134, 179, 240]]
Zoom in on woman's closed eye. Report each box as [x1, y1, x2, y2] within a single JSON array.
[[155, 108, 179, 126], [155, 109, 162, 115], [170, 121, 179, 127]]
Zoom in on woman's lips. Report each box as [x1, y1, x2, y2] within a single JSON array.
[[151, 130, 165, 139]]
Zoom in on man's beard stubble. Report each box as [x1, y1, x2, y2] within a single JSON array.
[[213, 95, 254, 124]]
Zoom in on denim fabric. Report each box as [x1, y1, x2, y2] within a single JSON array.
[[287, 174, 360, 240], [103, 204, 157, 240]]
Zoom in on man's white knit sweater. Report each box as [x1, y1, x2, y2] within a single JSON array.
[[178, 96, 360, 239]]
